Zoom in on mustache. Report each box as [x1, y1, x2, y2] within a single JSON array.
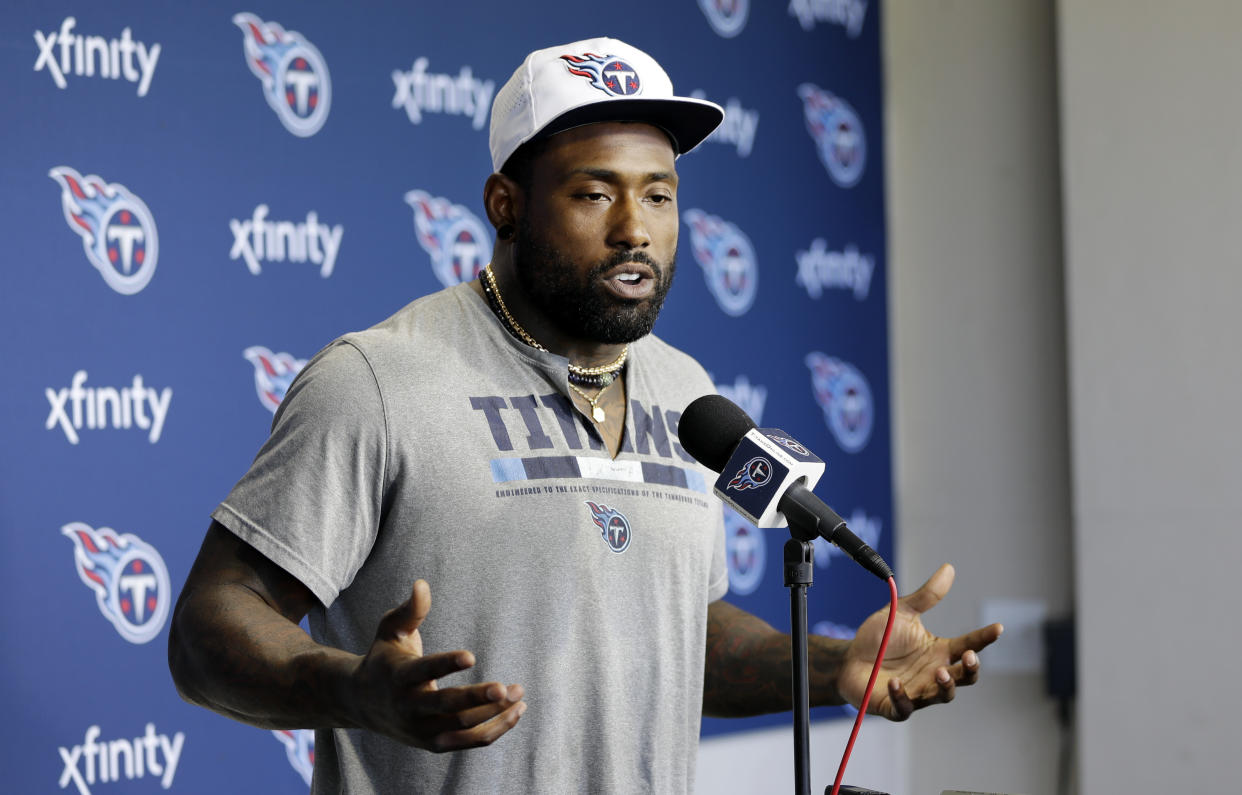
[[591, 249, 666, 279]]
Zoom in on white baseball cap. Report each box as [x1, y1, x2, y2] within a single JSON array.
[[489, 37, 725, 173]]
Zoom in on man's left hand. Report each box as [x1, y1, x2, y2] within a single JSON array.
[[838, 563, 1003, 721]]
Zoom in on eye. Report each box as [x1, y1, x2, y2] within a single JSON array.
[[577, 192, 609, 202]]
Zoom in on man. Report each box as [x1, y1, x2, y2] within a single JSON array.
[[169, 38, 1002, 793]]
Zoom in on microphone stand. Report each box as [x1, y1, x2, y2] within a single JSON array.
[[784, 537, 815, 795], [783, 533, 892, 795]]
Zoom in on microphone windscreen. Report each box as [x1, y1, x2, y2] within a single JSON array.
[[678, 394, 756, 472]]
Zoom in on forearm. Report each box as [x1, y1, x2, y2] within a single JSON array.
[[168, 580, 360, 730], [702, 600, 850, 718]]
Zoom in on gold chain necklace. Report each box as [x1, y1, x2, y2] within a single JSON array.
[[482, 264, 629, 380], [568, 379, 615, 423]]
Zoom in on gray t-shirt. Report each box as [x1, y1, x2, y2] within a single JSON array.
[[214, 282, 728, 794]]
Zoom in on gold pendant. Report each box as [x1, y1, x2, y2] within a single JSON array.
[[592, 406, 606, 423]]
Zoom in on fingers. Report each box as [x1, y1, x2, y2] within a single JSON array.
[[412, 680, 524, 715], [886, 678, 914, 721], [947, 622, 1005, 660], [957, 649, 981, 687], [396, 682, 526, 752], [375, 580, 433, 645], [884, 649, 984, 721], [899, 563, 955, 615], [392, 649, 477, 689], [426, 698, 528, 752]]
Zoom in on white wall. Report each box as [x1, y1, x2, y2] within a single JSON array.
[[701, 2, 1075, 793], [1057, 1, 1242, 791], [885, 1, 1072, 794]]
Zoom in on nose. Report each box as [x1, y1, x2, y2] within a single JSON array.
[[606, 194, 651, 250]]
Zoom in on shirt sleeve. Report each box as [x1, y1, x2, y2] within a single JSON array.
[[212, 339, 387, 607]]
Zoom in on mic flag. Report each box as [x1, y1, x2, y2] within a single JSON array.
[[716, 427, 825, 529], [679, 394, 893, 580]]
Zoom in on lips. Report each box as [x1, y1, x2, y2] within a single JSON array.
[[602, 262, 657, 300]]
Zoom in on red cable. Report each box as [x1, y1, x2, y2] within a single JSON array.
[[831, 575, 900, 795]]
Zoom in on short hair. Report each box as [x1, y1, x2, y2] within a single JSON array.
[[498, 136, 552, 193]]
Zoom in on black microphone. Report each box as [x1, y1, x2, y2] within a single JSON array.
[[679, 394, 893, 581]]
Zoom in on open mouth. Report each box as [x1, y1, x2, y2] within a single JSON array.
[[603, 264, 657, 299]]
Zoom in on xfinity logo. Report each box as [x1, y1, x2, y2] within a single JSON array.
[[789, 0, 868, 36], [795, 238, 874, 300], [391, 57, 494, 130], [45, 371, 172, 444], [229, 204, 344, 277], [714, 374, 768, 426], [58, 724, 184, 795], [33, 17, 161, 96], [690, 91, 759, 157]]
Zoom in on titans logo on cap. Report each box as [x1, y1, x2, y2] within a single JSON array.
[[798, 84, 866, 188], [560, 53, 642, 97], [272, 729, 315, 786], [698, 0, 750, 38], [806, 352, 873, 453], [62, 522, 171, 645], [243, 346, 307, 413], [48, 167, 159, 295], [404, 189, 492, 288], [683, 208, 759, 316], [727, 456, 773, 491], [233, 13, 332, 137], [585, 501, 632, 553], [724, 508, 765, 595]]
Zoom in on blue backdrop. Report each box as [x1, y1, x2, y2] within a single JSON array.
[[1, 1, 890, 791]]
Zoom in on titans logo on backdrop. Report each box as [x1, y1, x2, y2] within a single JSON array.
[[405, 190, 491, 287], [698, 0, 750, 38], [723, 508, 765, 596], [683, 209, 759, 316], [244, 347, 308, 413], [799, 84, 867, 188], [233, 12, 331, 137], [62, 522, 170, 644], [805, 352, 873, 453], [272, 730, 314, 787], [789, 0, 869, 36], [49, 167, 158, 295]]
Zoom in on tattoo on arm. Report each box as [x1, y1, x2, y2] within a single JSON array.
[[702, 600, 850, 718]]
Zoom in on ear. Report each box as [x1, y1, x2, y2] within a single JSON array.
[[484, 173, 523, 233]]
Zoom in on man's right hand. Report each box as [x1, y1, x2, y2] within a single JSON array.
[[169, 522, 524, 750], [351, 579, 526, 751]]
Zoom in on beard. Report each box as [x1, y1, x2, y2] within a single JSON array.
[[512, 217, 677, 344]]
